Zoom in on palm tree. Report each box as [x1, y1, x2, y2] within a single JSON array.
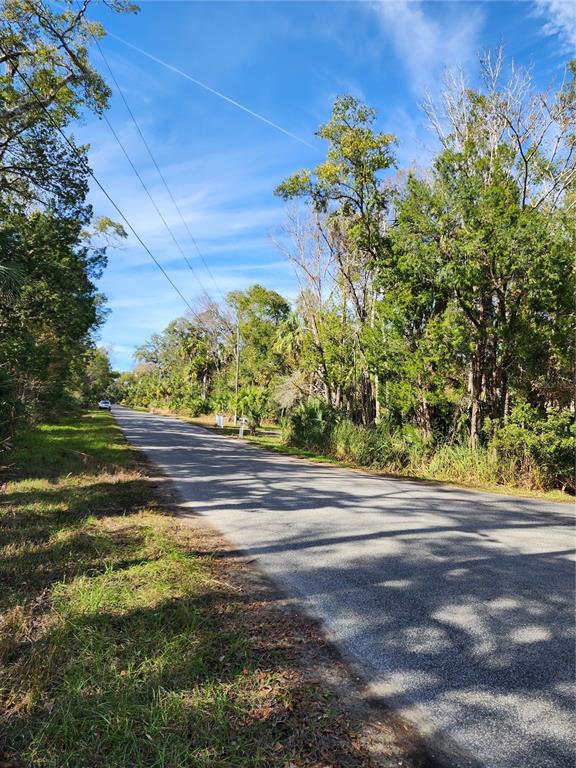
[[0, 262, 24, 295]]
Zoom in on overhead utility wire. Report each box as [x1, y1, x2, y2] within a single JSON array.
[[0, 42, 197, 316], [99, 110, 212, 298], [92, 35, 227, 303], [108, 32, 315, 150]]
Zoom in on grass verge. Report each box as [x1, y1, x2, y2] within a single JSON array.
[[0, 412, 428, 768]]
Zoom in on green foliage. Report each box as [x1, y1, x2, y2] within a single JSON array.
[[118, 58, 574, 496], [275, 96, 397, 427], [492, 405, 576, 491], [182, 395, 210, 417], [330, 420, 372, 463], [308, 418, 432, 470], [0, 0, 137, 210], [79, 347, 115, 404], [281, 399, 339, 451], [275, 94, 395, 239], [284, 404, 575, 492], [119, 306, 234, 415], [0, 208, 108, 427], [238, 385, 269, 433], [228, 284, 290, 387], [0, 1, 132, 440]]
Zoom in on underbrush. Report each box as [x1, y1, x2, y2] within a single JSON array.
[[282, 400, 574, 495]]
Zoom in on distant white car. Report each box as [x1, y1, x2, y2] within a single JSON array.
[[98, 399, 112, 410]]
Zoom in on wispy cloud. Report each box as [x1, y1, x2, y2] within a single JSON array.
[[369, 1, 484, 95], [82, 126, 293, 263], [533, 0, 576, 52]]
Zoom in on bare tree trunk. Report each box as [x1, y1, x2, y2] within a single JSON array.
[[360, 373, 376, 427], [503, 375, 510, 422], [419, 395, 432, 437], [370, 287, 380, 423]]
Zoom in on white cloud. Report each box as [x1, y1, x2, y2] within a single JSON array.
[[369, 0, 484, 95], [79, 124, 298, 298], [533, 0, 576, 52]]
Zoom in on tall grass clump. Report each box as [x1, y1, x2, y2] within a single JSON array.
[[331, 421, 372, 464], [423, 443, 501, 486], [330, 421, 431, 470], [285, 410, 435, 473]]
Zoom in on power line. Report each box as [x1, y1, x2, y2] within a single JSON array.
[[0, 40, 197, 317], [92, 35, 228, 304], [100, 109, 212, 298]]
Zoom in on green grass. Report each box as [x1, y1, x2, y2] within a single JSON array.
[[0, 412, 374, 768]]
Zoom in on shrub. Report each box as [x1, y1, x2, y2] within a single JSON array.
[[282, 399, 339, 451], [238, 386, 269, 433], [209, 386, 234, 416], [285, 400, 574, 493], [184, 397, 210, 417], [491, 405, 575, 490]]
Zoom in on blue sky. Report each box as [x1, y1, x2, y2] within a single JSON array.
[[77, 0, 575, 370]]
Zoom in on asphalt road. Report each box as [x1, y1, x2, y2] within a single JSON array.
[[113, 406, 575, 768]]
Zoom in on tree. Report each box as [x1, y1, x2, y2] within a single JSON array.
[[275, 95, 397, 425], [0, 0, 135, 439], [111, 53, 574, 491], [391, 56, 576, 444], [0, 0, 136, 211], [423, 52, 576, 213], [128, 302, 236, 415], [227, 284, 291, 387], [0, 207, 108, 422], [81, 346, 115, 403]]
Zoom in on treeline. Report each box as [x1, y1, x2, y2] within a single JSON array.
[[119, 55, 575, 492], [0, 1, 131, 442]]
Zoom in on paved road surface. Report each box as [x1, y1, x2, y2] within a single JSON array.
[[113, 407, 575, 768]]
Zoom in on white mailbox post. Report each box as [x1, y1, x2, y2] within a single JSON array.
[[238, 417, 248, 438]]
